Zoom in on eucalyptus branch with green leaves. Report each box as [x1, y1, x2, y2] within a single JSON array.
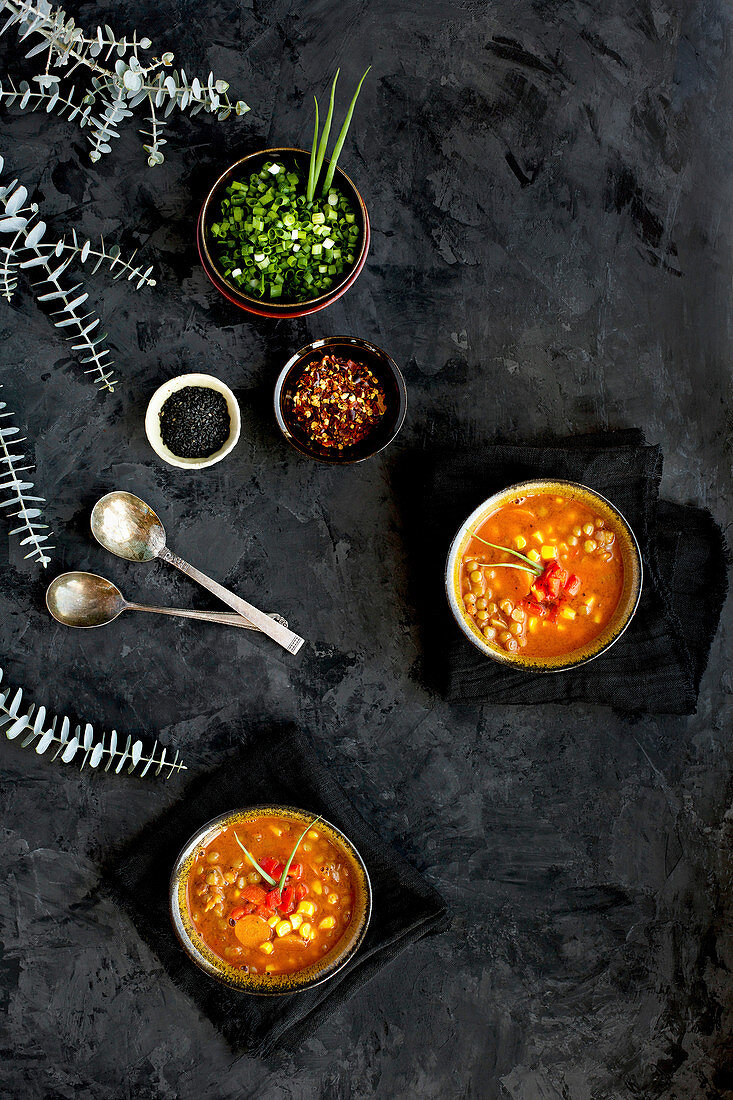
[[0, 664, 187, 777], [0, 0, 249, 166], [0, 154, 156, 391], [0, 385, 53, 567]]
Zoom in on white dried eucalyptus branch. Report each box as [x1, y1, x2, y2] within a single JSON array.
[[0, 384, 53, 566], [0, 0, 249, 166], [0, 664, 187, 777], [0, 154, 156, 391]]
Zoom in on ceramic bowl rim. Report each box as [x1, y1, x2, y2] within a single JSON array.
[[169, 804, 373, 996], [198, 147, 370, 315], [445, 478, 643, 673], [273, 335, 408, 465], [144, 373, 241, 470]]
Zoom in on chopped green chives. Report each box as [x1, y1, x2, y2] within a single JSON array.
[[210, 160, 360, 303]]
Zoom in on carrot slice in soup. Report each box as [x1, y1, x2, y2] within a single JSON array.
[[233, 915, 270, 947]]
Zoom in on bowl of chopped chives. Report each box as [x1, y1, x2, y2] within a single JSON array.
[[198, 147, 370, 318]]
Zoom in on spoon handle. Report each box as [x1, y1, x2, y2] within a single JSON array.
[[126, 604, 288, 631], [158, 546, 305, 655]]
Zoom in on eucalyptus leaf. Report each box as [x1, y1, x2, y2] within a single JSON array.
[[0, 384, 53, 566], [5, 185, 27, 214], [0, 216, 27, 231], [0, 665, 187, 779]]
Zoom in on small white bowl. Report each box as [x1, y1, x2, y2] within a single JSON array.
[[145, 373, 241, 470]]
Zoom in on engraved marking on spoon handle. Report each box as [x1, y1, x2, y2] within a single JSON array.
[[157, 545, 305, 654]]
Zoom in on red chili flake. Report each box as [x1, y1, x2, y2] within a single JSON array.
[[288, 354, 387, 450]]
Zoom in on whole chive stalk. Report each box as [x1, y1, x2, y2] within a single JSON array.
[[277, 815, 322, 894], [472, 535, 540, 568], [306, 70, 339, 203], [233, 832, 278, 886], [322, 66, 370, 195], [476, 561, 542, 575], [305, 95, 319, 204]]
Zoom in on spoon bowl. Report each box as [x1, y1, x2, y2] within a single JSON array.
[[46, 571, 288, 633], [90, 491, 166, 562], [47, 571, 126, 628]]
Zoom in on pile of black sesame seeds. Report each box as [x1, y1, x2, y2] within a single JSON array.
[[159, 386, 231, 459]]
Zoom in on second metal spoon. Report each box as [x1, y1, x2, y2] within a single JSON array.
[[46, 571, 287, 632], [90, 491, 305, 655]]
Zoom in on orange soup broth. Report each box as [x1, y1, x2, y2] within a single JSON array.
[[186, 816, 355, 976], [459, 493, 624, 659]]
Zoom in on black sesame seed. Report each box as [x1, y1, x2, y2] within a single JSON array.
[[159, 386, 231, 459]]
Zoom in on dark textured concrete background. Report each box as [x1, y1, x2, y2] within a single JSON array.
[[0, 1, 731, 1097]]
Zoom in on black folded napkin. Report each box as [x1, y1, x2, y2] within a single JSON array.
[[400, 430, 728, 712], [102, 724, 449, 1058]]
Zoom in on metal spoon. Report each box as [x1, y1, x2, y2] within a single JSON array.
[[89, 491, 305, 655], [46, 572, 287, 632]]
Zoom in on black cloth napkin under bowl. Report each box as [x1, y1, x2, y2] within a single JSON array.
[[101, 724, 449, 1058], [400, 429, 728, 713]]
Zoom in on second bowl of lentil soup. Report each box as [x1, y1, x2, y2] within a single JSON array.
[[274, 336, 407, 464], [446, 480, 642, 672], [170, 805, 371, 995]]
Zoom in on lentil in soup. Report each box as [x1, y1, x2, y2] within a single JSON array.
[[186, 815, 355, 976], [459, 491, 625, 659]]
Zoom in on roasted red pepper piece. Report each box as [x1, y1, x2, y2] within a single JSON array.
[[279, 885, 297, 915], [229, 906, 247, 921], [294, 882, 308, 901], [265, 887, 282, 910], [523, 598, 546, 617], [533, 561, 568, 601], [260, 857, 284, 879], [564, 573, 581, 596], [239, 884, 268, 907], [287, 862, 303, 880]]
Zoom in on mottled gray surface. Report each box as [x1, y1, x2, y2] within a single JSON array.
[[0, 0, 731, 1097]]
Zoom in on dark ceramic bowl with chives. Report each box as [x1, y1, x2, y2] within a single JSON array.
[[274, 336, 407, 464], [198, 69, 371, 318], [198, 148, 370, 319]]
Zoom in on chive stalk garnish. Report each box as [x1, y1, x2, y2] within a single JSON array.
[[307, 71, 339, 203], [472, 535, 540, 567], [306, 68, 370, 202], [476, 561, 543, 575], [322, 67, 371, 195], [306, 95, 319, 205], [277, 815, 322, 894], [233, 832, 278, 886]]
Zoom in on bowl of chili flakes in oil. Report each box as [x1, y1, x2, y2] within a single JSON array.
[[274, 336, 407, 464]]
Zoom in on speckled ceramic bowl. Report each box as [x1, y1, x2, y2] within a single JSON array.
[[144, 372, 241, 470], [169, 805, 372, 996], [445, 479, 643, 673]]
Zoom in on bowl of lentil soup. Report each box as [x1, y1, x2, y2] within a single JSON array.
[[198, 148, 370, 319], [274, 336, 407, 464], [446, 480, 642, 672], [170, 806, 372, 995]]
